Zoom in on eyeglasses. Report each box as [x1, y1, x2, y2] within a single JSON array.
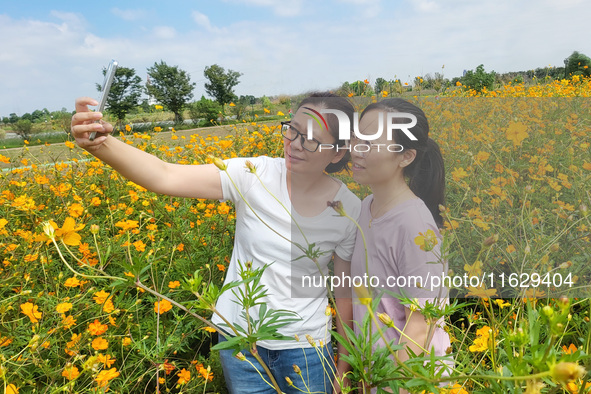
[[281, 121, 323, 152]]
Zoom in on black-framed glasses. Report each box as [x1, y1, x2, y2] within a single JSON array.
[[280, 121, 323, 152]]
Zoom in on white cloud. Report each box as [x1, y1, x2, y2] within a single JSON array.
[[222, 0, 304, 17], [152, 26, 177, 40], [111, 8, 147, 22], [1, 0, 590, 117], [192, 11, 219, 32]]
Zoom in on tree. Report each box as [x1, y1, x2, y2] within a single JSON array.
[[374, 77, 388, 94], [203, 64, 242, 108], [461, 64, 496, 92], [13, 119, 33, 140], [565, 51, 591, 78], [97, 66, 143, 126], [188, 96, 222, 126], [146, 61, 195, 123]]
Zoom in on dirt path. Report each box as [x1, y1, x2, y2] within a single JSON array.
[[0, 123, 259, 170]]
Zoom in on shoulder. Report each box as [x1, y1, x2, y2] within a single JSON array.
[[335, 181, 361, 218], [224, 156, 282, 173], [396, 198, 440, 238]]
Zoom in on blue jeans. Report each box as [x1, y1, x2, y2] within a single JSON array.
[[218, 333, 335, 394]]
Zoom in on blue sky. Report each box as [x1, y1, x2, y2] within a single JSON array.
[[1, 0, 590, 117]]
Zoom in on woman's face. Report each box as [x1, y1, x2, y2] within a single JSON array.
[[283, 104, 346, 175], [350, 109, 414, 186]]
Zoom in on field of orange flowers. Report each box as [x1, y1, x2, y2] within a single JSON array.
[[0, 77, 590, 393]]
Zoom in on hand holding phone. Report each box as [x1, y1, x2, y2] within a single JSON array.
[[89, 60, 118, 141]]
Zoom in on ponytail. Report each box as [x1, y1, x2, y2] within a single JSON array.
[[360, 98, 446, 228], [408, 138, 445, 228]]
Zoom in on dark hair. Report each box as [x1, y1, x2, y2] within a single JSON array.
[[296, 92, 354, 173], [360, 98, 445, 227]]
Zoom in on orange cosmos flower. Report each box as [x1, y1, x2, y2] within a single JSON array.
[[177, 368, 191, 385], [56, 302, 73, 314], [95, 367, 120, 387], [88, 320, 109, 336], [154, 299, 173, 314], [62, 366, 80, 380], [98, 353, 116, 368], [20, 302, 42, 323], [91, 337, 109, 351]]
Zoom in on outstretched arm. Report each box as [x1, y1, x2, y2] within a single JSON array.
[[71, 97, 223, 200]]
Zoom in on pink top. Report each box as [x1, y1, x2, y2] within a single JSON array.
[[351, 196, 451, 358]]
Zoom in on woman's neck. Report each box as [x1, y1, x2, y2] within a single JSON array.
[[370, 176, 414, 216]]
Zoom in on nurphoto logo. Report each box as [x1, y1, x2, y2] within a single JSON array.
[[301, 106, 418, 153]]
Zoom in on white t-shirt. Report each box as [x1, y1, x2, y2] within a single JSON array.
[[212, 156, 361, 349]]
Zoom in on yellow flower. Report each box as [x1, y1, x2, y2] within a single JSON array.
[[494, 299, 511, 309], [20, 302, 42, 323], [62, 366, 80, 380], [451, 167, 468, 182], [562, 343, 578, 354], [177, 368, 191, 385], [53, 217, 85, 246], [67, 203, 84, 218], [6, 384, 19, 394], [469, 326, 492, 352], [95, 367, 120, 387], [154, 299, 173, 314], [88, 319, 109, 336], [98, 353, 116, 368], [62, 315, 77, 329], [91, 337, 109, 350], [168, 281, 181, 289], [56, 302, 73, 314], [414, 229, 438, 252], [115, 219, 139, 231], [466, 285, 498, 299], [505, 122, 529, 147], [93, 290, 111, 304]]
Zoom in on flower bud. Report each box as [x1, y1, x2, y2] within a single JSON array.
[[549, 243, 560, 253], [209, 156, 227, 171], [235, 352, 246, 361], [293, 364, 301, 375], [542, 305, 554, 318], [378, 312, 393, 327], [483, 234, 499, 247], [285, 377, 294, 386], [42, 221, 55, 240], [559, 261, 572, 269], [551, 362, 585, 383], [353, 285, 372, 305], [327, 200, 346, 217], [245, 160, 257, 173], [90, 224, 99, 235], [305, 334, 316, 347]]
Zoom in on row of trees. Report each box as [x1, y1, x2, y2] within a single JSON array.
[[104, 61, 242, 125], [339, 51, 591, 96], [3, 51, 590, 130]]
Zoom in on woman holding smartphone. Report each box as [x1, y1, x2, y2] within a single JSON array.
[[71, 93, 360, 394], [349, 98, 451, 392]]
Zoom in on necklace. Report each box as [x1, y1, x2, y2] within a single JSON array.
[[368, 188, 411, 228]]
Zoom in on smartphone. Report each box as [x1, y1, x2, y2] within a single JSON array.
[[89, 59, 118, 141]]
